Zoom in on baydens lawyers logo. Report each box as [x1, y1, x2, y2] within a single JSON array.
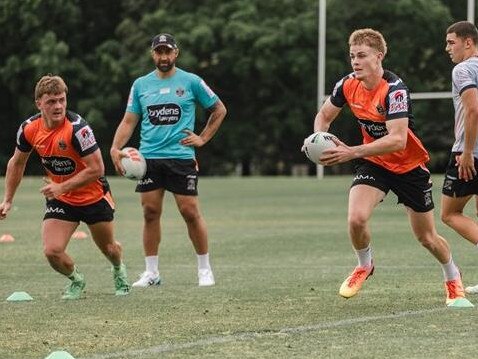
[[147, 104, 181, 125], [388, 90, 408, 115]]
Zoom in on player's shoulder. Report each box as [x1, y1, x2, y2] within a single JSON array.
[[21, 113, 42, 128], [174, 68, 201, 83], [66, 111, 88, 126], [453, 58, 478, 76], [133, 71, 157, 86], [383, 70, 408, 91]]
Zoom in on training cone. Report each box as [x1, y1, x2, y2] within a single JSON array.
[[0, 233, 15, 242], [44, 351, 76, 359], [447, 298, 475, 308], [6, 291, 33, 302], [72, 231, 88, 239]]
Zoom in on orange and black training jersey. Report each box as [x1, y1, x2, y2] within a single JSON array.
[[330, 70, 429, 174], [16, 111, 111, 206]]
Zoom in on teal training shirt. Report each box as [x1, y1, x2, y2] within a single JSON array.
[[126, 68, 219, 159]]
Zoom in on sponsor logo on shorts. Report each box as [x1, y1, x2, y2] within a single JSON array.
[[147, 104, 181, 125], [45, 206, 66, 214], [138, 177, 154, 185], [353, 174, 376, 181], [424, 190, 432, 207], [41, 156, 76, 175]]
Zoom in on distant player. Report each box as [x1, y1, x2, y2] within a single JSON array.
[[441, 21, 478, 294], [110, 33, 227, 287], [0, 75, 131, 299], [310, 28, 472, 307]]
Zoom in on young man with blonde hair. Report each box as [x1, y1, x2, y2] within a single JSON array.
[[0, 75, 131, 299], [311, 28, 472, 307]]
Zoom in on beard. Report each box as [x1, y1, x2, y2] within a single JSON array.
[[156, 60, 175, 73]]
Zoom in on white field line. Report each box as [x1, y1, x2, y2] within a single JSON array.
[[82, 307, 446, 359]]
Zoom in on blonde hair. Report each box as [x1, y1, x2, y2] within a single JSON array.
[[34, 75, 68, 100], [349, 28, 387, 57]]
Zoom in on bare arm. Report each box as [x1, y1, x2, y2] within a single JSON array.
[[457, 87, 478, 181], [40, 149, 105, 199], [0, 149, 30, 219], [110, 112, 140, 174], [181, 100, 227, 147], [320, 117, 408, 165], [313, 98, 342, 132]]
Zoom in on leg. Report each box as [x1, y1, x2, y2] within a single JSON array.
[[132, 190, 164, 287], [88, 220, 131, 296], [441, 194, 478, 245], [141, 189, 165, 256], [42, 218, 86, 299], [173, 194, 208, 255], [88, 221, 122, 266], [347, 185, 385, 250], [407, 208, 472, 307], [42, 219, 78, 275], [339, 185, 385, 298], [174, 193, 214, 286], [407, 208, 451, 264]]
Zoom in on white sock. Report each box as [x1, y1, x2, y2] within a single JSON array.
[[145, 255, 159, 274], [197, 253, 211, 270], [354, 246, 372, 268], [441, 257, 460, 281]]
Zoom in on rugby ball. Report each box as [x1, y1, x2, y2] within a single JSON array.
[[303, 132, 338, 164], [120, 147, 146, 180]]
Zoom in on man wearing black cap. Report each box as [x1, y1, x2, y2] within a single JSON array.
[[110, 33, 227, 288]]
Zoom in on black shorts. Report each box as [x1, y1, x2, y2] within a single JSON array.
[[351, 160, 434, 212], [43, 197, 114, 224], [135, 159, 199, 196], [442, 152, 478, 197]]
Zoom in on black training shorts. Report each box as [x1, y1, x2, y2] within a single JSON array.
[[442, 152, 478, 197], [351, 160, 434, 213], [135, 159, 199, 196], [43, 197, 114, 224]]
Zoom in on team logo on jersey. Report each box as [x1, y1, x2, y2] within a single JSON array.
[[75, 125, 97, 152], [147, 104, 181, 125], [58, 139, 67, 150], [388, 90, 408, 114], [376, 104, 386, 115], [41, 156, 76, 175], [176, 87, 185, 97]]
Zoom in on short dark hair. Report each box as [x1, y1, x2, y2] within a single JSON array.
[[447, 21, 478, 44]]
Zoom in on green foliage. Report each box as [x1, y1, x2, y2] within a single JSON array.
[[0, 0, 470, 175]]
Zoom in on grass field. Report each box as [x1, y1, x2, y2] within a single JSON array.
[[1, 176, 478, 359]]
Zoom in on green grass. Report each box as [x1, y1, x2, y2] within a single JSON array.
[[1, 176, 477, 359]]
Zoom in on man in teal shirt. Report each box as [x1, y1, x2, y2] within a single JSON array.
[[110, 33, 227, 288]]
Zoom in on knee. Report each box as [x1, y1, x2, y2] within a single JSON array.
[[143, 204, 161, 223], [348, 212, 367, 232], [178, 204, 200, 223], [416, 233, 436, 249], [43, 244, 64, 260], [440, 210, 460, 226]]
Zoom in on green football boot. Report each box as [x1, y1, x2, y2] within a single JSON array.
[[113, 263, 131, 296], [62, 271, 86, 300]]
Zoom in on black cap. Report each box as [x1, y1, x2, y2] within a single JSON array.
[[151, 33, 178, 50]]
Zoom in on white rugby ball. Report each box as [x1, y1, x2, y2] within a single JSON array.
[[120, 147, 146, 180], [303, 132, 338, 164]]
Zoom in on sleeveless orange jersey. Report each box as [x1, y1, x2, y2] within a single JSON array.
[[330, 70, 429, 174], [16, 111, 113, 206]]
